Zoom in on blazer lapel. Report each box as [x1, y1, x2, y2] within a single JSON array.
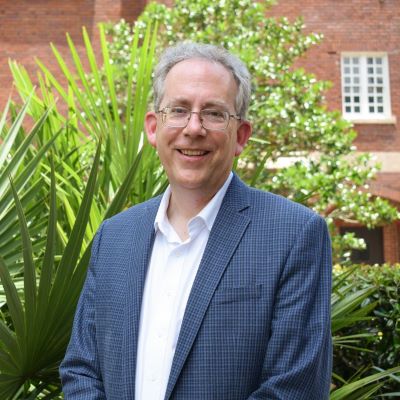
[[122, 198, 160, 399], [164, 176, 251, 399]]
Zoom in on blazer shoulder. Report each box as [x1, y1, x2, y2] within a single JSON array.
[[244, 185, 325, 233], [88, 196, 161, 269], [103, 195, 162, 229], [227, 175, 323, 228]]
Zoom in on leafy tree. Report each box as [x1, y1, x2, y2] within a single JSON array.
[[105, 0, 399, 263]]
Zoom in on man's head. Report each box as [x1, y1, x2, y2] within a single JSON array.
[[153, 42, 251, 120], [145, 42, 252, 198]]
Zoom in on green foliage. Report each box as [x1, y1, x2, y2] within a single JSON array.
[[106, 0, 399, 263], [333, 264, 400, 395], [0, 21, 164, 398], [0, 96, 62, 280], [0, 145, 100, 399], [329, 265, 400, 398]]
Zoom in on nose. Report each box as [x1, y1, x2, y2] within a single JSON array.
[[183, 111, 207, 136]]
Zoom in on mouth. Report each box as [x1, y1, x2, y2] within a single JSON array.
[[178, 149, 209, 156]]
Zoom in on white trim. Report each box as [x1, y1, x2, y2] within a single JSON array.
[[350, 116, 397, 124]]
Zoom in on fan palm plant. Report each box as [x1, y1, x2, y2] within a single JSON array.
[[0, 147, 100, 398], [8, 20, 167, 245], [0, 96, 62, 285], [0, 19, 165, 398]]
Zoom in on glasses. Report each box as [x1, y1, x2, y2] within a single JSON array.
[[156, 106, 241, 131]]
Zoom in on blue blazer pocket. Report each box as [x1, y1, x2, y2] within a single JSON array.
[[211, 284, 263, 305]]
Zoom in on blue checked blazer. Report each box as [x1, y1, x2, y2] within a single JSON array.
[[60, 174, 332, 399]]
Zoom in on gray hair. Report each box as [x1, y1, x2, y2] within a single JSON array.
[[153, 42, 252, 119]]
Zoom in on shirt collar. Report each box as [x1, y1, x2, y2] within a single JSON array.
[[154, 172, 233, 237]]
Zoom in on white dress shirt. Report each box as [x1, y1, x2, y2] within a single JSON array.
[[135, 173, 233, 400]]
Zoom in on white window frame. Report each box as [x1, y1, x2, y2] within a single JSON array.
[[341, 52, 394, 123]]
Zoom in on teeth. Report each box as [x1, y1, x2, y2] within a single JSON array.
[[180, 149, 207, 156]]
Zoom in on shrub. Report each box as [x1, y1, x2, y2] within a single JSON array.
[[333, 264, 400, 394]]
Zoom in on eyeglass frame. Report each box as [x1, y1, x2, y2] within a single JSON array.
[[156, 106, 241, 131]]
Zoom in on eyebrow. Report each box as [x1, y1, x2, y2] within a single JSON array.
[[165, 97, 230, 110]]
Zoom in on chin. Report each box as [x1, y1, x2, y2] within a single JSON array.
[[174, 175, 208, 190]]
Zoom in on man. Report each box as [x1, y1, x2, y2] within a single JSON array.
[[60, 42, 332, 399]]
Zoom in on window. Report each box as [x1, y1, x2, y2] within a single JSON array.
[[341, 54, 392, 122]]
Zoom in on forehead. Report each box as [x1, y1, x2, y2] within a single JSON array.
[[161, 58, 238, 107]]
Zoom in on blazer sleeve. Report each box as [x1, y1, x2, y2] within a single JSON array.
[[59, 223, 106, 400], [247, 213, 332, 400]]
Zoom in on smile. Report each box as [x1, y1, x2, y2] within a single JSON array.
[[179, 149, 208, 156]]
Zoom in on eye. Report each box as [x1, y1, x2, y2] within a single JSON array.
[[202, 109, 226, 120], [169, 107, 189, 116]]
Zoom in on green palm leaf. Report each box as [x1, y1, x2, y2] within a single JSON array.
[[0, 142, 101, 398], [0, 15, 162, 399], [330, 366, 400, 399]]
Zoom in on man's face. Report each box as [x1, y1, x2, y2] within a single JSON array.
[[145, 58, 251, 197]]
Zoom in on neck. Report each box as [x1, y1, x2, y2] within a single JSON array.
[[166, 185, 220, 241]]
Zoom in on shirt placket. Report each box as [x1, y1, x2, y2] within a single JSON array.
[[143, 240, 188, 399]]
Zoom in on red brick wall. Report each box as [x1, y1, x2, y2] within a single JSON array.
[[268, 0, 400, 152], [0, 0, 146, 109]]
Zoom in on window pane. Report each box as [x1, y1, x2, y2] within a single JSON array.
[[378, 106, 384, 113], [376, 57, 382, 64], [354, 106, 360, 112], [367, 57, 373, 64], [345, 106, 351, 112], [354, 96, 360, 103], [369, 106, 375, 112]]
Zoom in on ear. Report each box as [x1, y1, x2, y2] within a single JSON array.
[[235, 120, 252, 156], [145, 111, 158, 148]]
